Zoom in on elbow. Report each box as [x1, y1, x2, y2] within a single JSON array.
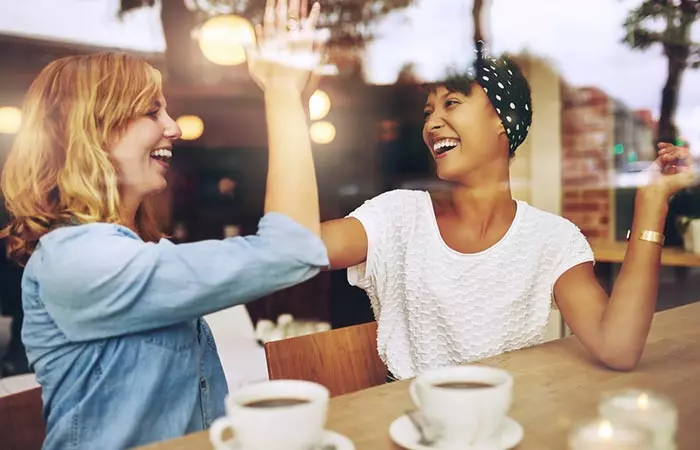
[[597, 348, 642, 372], [601, 358, 638, 372]]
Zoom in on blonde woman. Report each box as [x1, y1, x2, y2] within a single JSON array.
[[0, 0, 325, 448]]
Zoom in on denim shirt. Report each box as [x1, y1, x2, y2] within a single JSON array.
[[21, 213, 329, 450]]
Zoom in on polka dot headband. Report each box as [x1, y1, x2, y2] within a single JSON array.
[[470, 42, 533, 154]]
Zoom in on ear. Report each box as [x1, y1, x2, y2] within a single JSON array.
[[495, 117, 507, 137]]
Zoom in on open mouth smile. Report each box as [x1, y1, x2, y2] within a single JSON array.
[[150, 147, 172, 167], [432, 138, 460, 158]]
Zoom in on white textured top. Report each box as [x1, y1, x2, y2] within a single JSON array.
[[347, 189, 594, 379]]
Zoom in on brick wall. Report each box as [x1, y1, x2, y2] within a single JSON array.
[[560, 85, 614, 239]]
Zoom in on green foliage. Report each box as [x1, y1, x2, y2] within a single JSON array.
[[622, 0, 700, 62]]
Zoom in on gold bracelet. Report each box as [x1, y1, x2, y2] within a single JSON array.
[[625, 229, 665, 246]]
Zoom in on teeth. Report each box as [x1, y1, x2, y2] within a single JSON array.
[[150, 148, 172, 158], [433, 139, 460, 152]]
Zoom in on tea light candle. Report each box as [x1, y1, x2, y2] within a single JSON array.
[[568, 418, 653, 450], [599, 390, 677, 450]]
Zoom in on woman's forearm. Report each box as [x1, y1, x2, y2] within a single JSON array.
[[263, 87, 321, 237], [599, 187, 668, 367]]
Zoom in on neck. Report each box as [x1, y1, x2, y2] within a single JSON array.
[[120, 193, 141, 232], [449, 181, 514, 221], [448, 155, 513, 219]]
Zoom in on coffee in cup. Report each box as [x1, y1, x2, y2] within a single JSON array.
[[209, 380, 329, 450], [410, 365, 513, 448]]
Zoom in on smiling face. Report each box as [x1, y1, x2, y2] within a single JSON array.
[[422, 84, 509, 183], [108, 95, 181, 201]]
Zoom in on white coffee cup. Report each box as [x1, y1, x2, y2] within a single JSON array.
[[209, 380, 329, 450], [409, 365, 513, 449]]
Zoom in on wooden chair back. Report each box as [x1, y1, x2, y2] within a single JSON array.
[[0, 386, 45, 450], [264, 321, 387, 397]]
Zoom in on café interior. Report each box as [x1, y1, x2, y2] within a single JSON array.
[[1, 1, 699, 449]]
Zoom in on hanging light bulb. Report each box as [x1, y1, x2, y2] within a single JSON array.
[[198, 15, 255, 66], [176, 115, 205, 140], [310, 121, 336, 145], [0, 106, 21, 134], [309, 90, 331, 120]]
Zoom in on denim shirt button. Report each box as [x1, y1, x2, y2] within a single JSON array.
[[200, 378, 207, 391]]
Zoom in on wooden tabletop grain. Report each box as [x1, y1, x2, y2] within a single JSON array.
[[140, 302, 700, 450]]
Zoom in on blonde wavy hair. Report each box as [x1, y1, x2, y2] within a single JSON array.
[[1, 52, 164, 265]]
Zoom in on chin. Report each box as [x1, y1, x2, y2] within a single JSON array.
[[435, 162, 470, 182], [145, 177, 168, 195]]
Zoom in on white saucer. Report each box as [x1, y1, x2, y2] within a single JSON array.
[[389, 415, 523, 450], [225, 430, 355, 449]]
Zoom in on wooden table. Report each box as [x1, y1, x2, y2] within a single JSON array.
[[589, 240, 700, 293], [142, 303, 700, 450], [589, 239, 700, 266]]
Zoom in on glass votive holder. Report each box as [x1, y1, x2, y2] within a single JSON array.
[[568, 417, 653, 450], [598, 389, 677, 450]]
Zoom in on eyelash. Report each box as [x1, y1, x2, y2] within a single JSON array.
[[146, 110, 160, 119], [423, 99, 459, 120]]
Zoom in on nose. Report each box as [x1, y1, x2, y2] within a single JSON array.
[[163, 112, 182, 140], [425, 112, 445, 131]]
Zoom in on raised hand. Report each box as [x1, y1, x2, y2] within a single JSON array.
[[247, 0, 323, 93], [645, 142, 699, 200]]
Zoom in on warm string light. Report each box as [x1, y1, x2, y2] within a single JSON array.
[[0, 106, 22, 134], [176, 115, 204, 140], [309, 90, 330, 120], [309, 121, 335, 144], [197, 15, 255, 66]]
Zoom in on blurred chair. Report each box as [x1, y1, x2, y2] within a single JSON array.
[[204, 305, 269, 391], [0, 386, 45, 450], [0, 373, 39, 398], [264, 321, 386, 397]]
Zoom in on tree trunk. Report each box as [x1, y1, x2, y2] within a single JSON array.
[[659, 46, 690, 247], [472, 0, 486, 48], [657, 44, 689, 146]]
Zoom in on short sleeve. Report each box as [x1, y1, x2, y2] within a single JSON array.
[[346, 190, 416, 291], [552, 224, 595, 285]]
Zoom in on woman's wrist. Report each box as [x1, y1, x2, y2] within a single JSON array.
[[633, 186, 669, 233], [264, 85, 305, 100]]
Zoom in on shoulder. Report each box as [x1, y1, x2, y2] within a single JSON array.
[[38, 223, 142, 249], [347, 189, 428, 226], [518, 202, 583, 238], [516, 203, 592, 259], [30, 223, 153, 269], [366, 189, 427, 206]]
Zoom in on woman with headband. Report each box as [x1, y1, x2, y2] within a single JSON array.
[[0, 0, 326, 447], [321, 46, 697, 381]]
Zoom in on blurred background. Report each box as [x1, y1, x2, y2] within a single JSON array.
[[1, 0, 700, 381]]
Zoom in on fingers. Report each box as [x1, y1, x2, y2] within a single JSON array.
[[304, 2, 321, 32], [255, 24, 264, 46], [263, 0, 276, 40], [661, 146, 690, 165], [288, 0, 301, 22], [276, 0, 288, 36]]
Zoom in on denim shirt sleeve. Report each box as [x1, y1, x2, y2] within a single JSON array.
[[34, 213, 329, 341]]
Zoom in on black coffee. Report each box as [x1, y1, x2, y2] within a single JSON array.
[[433, 381, 495, 389], [243, 398, 310, 408]]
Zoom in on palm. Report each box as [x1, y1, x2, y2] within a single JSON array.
[[247, 0, 323, 92]]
